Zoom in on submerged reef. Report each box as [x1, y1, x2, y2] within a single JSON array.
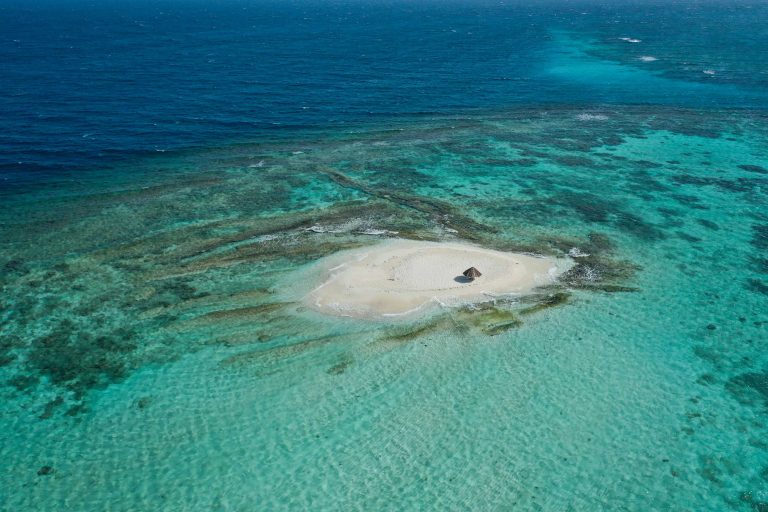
[[5, 106, 766, 418], [0, 194, 636, 418]]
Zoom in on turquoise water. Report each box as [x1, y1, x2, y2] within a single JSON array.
[[3, 2, 768, 510], [3, 106, 768, 510]]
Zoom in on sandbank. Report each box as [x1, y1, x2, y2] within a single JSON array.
[[305, 239, 571, 319]]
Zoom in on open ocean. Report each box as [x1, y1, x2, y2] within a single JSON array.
[[2, 0, 768, 510]]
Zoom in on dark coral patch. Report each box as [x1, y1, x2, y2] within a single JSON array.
[[562, 192, 612, 222], [746, 279, 768, 296], [37, 466, 55, 476], [614, 213, 665, 241], [586, 232, 615, 253], [658, 207, 684, 219], [697, 219, 720, 231], [726, 372, 768, 409], [0, 335, 20, 366], [553, 155, 597, 168], [751, 257, 768, 274], [751, 225, 768, 250], [135, 396, 153, 409], [739, 164, 768, 175], [26, 324, 138, 401], [677, 231, 702, 243], [39, 396, 65, 420], [327, 359, 352, 375], [561, 252, 640, 292], [8, 374, 38, 391], [671, 193, 710, 210]]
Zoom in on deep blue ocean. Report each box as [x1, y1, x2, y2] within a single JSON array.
[[2, 1, 768, 510], [2, 0, 767, 184]]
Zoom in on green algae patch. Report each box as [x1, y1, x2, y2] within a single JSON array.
[[455, 305, 523, 336], [326, 357, 353, 375], [220, 337, 332, 368], [481, 320, 524, 336], [174, 303, 294, 335], [219, 332, 364, 371], [372, 303, 526, 345], [199, 302, 292, 321], [383, 316, 460, 345], [365, 304, 529, 353], [519, 292, 571, 315]]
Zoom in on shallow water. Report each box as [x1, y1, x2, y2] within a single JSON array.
[[2, 1, 768, 510], [2, 106, 768, 510]]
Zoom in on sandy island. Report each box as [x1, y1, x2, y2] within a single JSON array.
[[305, 239, 571, 319]]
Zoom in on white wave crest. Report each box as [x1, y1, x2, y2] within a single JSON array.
[[576, 113, 609, 121], [568, 247, 590, 258], [358, 228, 399, 236]]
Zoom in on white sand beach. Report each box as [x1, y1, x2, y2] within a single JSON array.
[[305, 239, 571, 319]]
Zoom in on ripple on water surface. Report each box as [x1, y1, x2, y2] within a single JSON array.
[[1, 107, 768, 510]]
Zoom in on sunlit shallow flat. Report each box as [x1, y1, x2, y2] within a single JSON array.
[[305, 240, 570, 318]]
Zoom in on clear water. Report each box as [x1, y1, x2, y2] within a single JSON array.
[[1, 1, 768, 511]]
